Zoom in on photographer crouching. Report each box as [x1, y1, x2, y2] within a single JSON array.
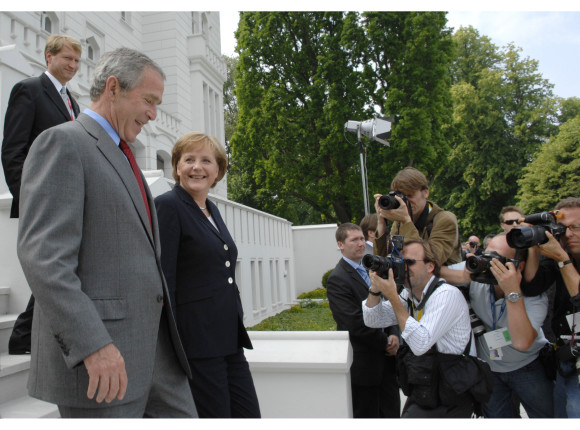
[[441, 233, 554, 418], [516, 197, 580, 418], [363, 239, 477, 418]]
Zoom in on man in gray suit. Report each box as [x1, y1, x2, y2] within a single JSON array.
[[17, 48, 197, 418]]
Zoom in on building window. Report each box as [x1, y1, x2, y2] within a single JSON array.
[[44, 15, 52, 33], [87, 45, 93, 61]]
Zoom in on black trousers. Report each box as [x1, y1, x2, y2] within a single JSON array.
[[188, 348, 261, 418], [8, 295, 34, 353], [351, 356, 400, 418]]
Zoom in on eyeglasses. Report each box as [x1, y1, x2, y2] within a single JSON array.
[[405, 259, 425, 266], [567, 224, 580, 233], [502, 219, 520, 225]]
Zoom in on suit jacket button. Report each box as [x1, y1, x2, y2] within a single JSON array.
[[228, 277, 233, 284], [157, 294, 163, 303], [225, 261, 231, 267], [224, 244, 229, 250]]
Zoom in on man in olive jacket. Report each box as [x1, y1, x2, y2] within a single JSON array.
[[373, 167, 461, 266]]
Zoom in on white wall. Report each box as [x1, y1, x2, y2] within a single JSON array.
[[292, 224, 341, 296]]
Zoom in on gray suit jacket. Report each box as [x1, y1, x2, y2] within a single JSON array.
[[17, 113, 190, 408]]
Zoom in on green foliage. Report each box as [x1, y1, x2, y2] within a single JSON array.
[[230, 12, 454, 224], [433, 27, 558, 237], [558, 97, 580, 125], [297, 288, 327, 299], [247, 301, 336, 331], [321, 269, 333, 288], [517, 116, 580, 212]]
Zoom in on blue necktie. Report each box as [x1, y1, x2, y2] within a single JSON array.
[[356, 266, 371, 287]]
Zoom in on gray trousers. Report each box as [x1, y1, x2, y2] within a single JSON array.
[[58, 316, 197, 418]]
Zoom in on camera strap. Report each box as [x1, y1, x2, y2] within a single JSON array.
[[407, 277, 446, 320]]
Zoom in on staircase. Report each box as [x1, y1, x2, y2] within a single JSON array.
[[0, 286, 59, 418]]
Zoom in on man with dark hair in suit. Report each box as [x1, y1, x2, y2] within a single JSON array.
[[326, 223, 400, 418], [17, 47, 197, 418], [2, 34, 81, 355]]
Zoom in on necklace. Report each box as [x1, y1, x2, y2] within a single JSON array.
[[199, 206, 206, 210]]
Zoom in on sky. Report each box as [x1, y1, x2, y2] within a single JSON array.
[[219, 7, 580, 100]]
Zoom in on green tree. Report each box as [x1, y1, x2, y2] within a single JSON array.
[[434, 29, 558, 237], [517, 116, 580, 213], [558, 96, 580, 124], [230, 12, 370, 224], [361, 12, 454, 188]]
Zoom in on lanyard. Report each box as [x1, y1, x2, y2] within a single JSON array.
[[490, 285, 506, 330]]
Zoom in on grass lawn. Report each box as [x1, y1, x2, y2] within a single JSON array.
[[247, 300, 337, 331]]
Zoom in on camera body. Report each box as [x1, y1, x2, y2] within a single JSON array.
[[506, 211, 567, 249], [362, 235, 406, 285], [378, 191, 407, 210], [466, 251, 519, 284]]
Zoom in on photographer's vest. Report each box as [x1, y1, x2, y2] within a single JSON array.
[[397, 278, 475, 409]]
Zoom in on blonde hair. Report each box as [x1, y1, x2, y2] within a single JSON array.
[[171, 132, 227, 187], [45, 35, 82, 65]]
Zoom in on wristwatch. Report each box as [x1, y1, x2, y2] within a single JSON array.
[[506, 292, 522, 303], [369, 289, 381, 297], [558, 259, 572, 269]]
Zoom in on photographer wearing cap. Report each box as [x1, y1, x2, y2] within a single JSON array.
[[373, 167, 461, 266], [441, 233, 554, 418], [363, 239, 474, 418], [519, 197, 580, 418]]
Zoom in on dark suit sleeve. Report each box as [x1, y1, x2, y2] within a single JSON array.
[[327, 271, 388, 352], [154, 193, 181, 313], [1, 81, 36, 199]]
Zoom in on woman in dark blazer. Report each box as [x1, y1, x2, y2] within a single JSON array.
[[154, 132, 260, 418]]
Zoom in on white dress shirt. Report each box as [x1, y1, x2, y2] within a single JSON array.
[[363, 276, 475, 356]]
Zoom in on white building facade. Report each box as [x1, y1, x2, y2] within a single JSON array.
[[0, 10, 301, 331]]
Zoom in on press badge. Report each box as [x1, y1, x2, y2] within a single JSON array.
[[484, 328, 512, 360]]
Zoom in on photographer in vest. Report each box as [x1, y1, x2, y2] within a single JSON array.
[[363, 239, 474, 417]]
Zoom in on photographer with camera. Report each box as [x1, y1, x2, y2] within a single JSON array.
[[516, 197, 580, 418], [373, 167, 461, 266], [363, 239, 475, 418], [441, 233, 554, 418], [326, 223, 401, 418]]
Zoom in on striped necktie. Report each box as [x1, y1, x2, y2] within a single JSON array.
[[356, 265, 371, 287]]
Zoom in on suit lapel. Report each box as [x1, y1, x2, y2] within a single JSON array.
[[77, 114, 154, 246], [340, 259, 370, 292], [174, 185, 228, 243], [40, 73, 73, 122]]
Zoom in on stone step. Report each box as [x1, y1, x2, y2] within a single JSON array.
[[0, 286, 9, 315], [0, 314, 17, 355], [0, 353, 30, 405], [0, 395, 59, 418]]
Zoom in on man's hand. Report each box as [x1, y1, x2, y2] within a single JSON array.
[[386, 335, 399, 356], [83, 343, 128, 403], [536, 231, 569, 262], [370, 269, 398, 301], [375, 194, 412, 224], [490, 259, 521, 295]]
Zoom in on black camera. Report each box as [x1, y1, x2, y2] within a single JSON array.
[[362, 235, 406, 285], [506, 211, 567, 249], [378, 191, 407, 210], [466, 251, 519, 284]]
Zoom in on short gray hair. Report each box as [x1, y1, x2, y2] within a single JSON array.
[[89, 47, 165, 101]]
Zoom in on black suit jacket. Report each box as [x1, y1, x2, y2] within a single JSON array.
[[154, 184, 252, 359], [2, 73, 80, 218], [326, 258, 399, 385]]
